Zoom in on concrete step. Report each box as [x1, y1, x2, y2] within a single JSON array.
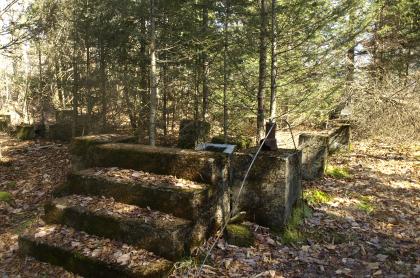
[[44, 195, 192, 260], [55, 168, 212, 221], [88, 143, 228, 185], [19, 225, 172, 278]]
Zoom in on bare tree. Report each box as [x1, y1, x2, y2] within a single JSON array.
[[257, 0, 268, 142], [149, 0, 158, 146]]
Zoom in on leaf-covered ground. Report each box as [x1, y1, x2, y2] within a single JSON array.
[[0, 133, 419, 277]]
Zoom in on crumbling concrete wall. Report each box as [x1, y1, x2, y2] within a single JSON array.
[[298, 134, 328, 180], [178, 120, 210, 149], [327, 124, 350, 153], [0, 115, 11, 131], [298, 124, 351, 180], [69, 134, 137, 171], [230, 148, 302, 231]]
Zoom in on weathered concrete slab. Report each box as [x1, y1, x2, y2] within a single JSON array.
[[230, 149, 302, 231], [49, 123, 86, 142], [298, 124, 351, 180], [19, 225, 172, 278], [69, 134, 137, 171], [327, 124, 350, 153], [210, 135, 253, 149], [225, 224, 255, 247], [298, 133, 328, 180], [178, 120, 210, 149], [90, 143, 228, 186], [56, 167, 229, 248], [0, 115, 11, 131], [44, 195, 192, 260], [15, 125, 35, 140], [56, 168, 210, 221]]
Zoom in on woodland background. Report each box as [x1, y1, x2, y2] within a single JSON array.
[[0, 0, 419, 143]]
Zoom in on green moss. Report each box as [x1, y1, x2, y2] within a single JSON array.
[[0, 191, 12, 203], [13, 217, 37, 234], [356, 196, 375, 214], [225, 224, 254, 247], [172, 257, 198, 273], [15, 125, 35, 140], [211, 135, 253, 149], [325, 165, 351, 179], [304, 189, 333, 206], [281, 202, 312, 244]]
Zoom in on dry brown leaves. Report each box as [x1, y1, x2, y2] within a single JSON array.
[[59, 195, 184, 224], [25, 225, 166, 269], [1, 133, 419, 277], [0, 133, 74, 276], [94, 167, 206, 190]]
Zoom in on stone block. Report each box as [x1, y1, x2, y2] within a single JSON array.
[[49, 123, 86, 142], [230, 148, 302, 231], [15, 125, 35, 140], [19, 225, 172, 278], [0, 115, 11, 131], [225, 224, 254, 247], [69, 134, 137, 171], [90, 143, 228, 186], [44, 195, 192, 260], [211, 135, 253, 149], [178, 120, 210, 149], [298, 133, 328, 180], [327, 124, 350, 153], [55, 109, 74, 123]]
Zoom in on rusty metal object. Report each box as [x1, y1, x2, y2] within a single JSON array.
[[260, 122, 278, 151]]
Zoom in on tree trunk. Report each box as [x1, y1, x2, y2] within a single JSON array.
[[149, 0, 158, 146], [72, 42, 79, 138], [223, 0, 230, 143], [138, 14, 149, 141], [201, 0, 209, 122], [257, 0, 268, 142], [269, 0, 277, 123], [86, 43, 93, 132], [162, 64, 168, 136], [99, 38, 107, 131], [37, 41, 45, 127]]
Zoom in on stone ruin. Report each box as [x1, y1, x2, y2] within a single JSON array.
[[17, 123, 350, 277], [0, 114, 11, 132], [298, 124, 350, 180]]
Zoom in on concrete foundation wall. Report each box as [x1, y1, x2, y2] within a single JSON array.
[[230, 149, 302, 231], [298, 124, 351, 180]]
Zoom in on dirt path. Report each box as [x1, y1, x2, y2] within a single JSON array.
[[0, 134, 419, 277]]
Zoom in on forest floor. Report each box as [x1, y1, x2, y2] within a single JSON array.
[[0, 133, 418, 277]]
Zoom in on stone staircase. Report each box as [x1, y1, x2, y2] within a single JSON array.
[[19, 135, 230, 278]]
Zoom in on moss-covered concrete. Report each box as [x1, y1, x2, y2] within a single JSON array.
[[44, 197, 192, 260], [56, 169, 211, 221], [298, 134, 328, 180], [49, 123, 86, 142], [92, 144, 228, 186], [0, 115, 11, 132], [211, 135, 253, 149], [178, 120, 210, 149], [18, 234, 172, 278], [69, 134, 136, 170], [327, 124, 351, 153], [225, 224, 254, 247], [0, 121, 8, 131], [230, 149, 302, 231], [15, 125, 35, 140]]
